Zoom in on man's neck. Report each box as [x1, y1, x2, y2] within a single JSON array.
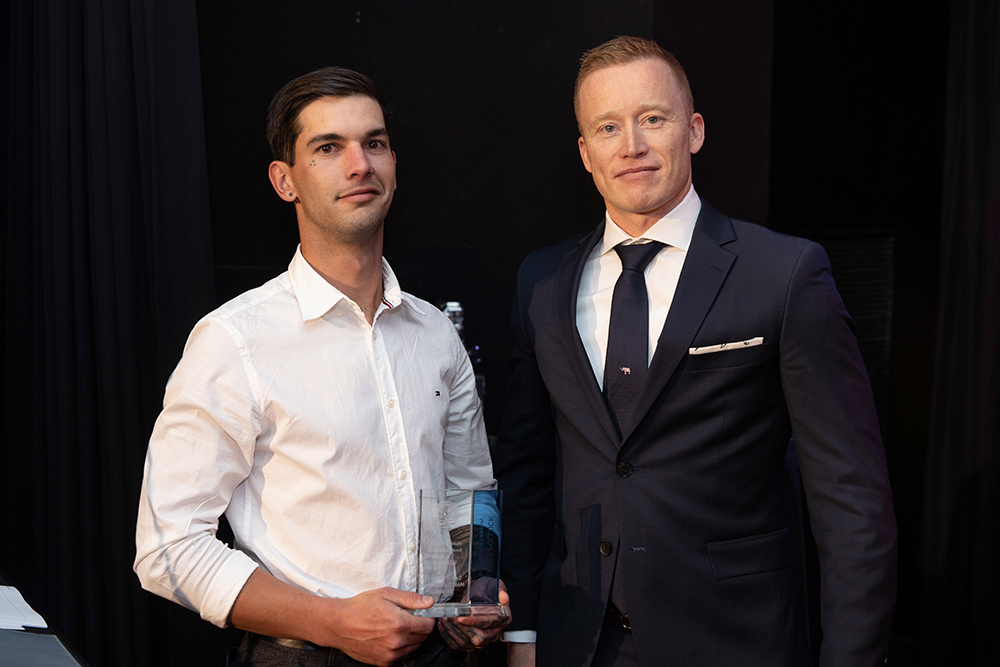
[[608, 183, 694, 238], [300, 237, 385, 325]]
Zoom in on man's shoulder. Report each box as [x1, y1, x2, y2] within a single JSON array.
[[727, 217, 812, 250], [517, 226, 599, 280], [695, 203, 829, 280], [705, 215, 834, 293], [173, 272, 294, 373], [398, 291, 456, 332], [394, 292, 469, 364], [706, 209, 819, 266], [198, 271, 294, 331]]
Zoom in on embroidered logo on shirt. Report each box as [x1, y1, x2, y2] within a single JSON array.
[[435, 391, 441, 396], [621, 367, 631, 375]]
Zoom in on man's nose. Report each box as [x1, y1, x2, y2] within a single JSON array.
[[622, 125, 648, 157], [344, 143, 374, 178]]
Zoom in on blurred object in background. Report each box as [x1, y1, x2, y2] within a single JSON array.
[[442, 301, 486, 403]]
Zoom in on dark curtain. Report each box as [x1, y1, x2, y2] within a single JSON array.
[[2, 1, 216, 665], [920, 0, 1000, 663]]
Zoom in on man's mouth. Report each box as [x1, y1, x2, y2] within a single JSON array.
[[616, 166, 658, 178], [338, 186, 381, 202]]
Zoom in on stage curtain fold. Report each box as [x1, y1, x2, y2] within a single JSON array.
[[3, 1, 216, 664], [920, 0, 1000, 662]]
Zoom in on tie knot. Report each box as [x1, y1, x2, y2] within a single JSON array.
[[615, 242, 664, 273]]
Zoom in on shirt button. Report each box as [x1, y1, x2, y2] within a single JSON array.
[[617, 462, 633, 478], [334, 310, 342, 317], [388, 399, 395, 408], [409, 542, 416, 552], [599, 541, 613, 556], [372, 331, 377, 341], [399, 470, 407, 480]]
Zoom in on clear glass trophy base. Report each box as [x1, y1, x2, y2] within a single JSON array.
[[411, 603, 506, 618]]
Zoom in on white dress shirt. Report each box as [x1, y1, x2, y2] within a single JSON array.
[[577, 186, 702, 388], [134, 246, 494, 627]]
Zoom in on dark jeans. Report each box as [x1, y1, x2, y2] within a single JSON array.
[[228, 630, 467, 667]]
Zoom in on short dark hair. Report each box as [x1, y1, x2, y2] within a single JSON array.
[[574, 36, 694, 131], [266, 66, 389, 165]]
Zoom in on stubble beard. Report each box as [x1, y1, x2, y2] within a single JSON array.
[[303, 196, 390, 249], [331, 206, 386, 246]]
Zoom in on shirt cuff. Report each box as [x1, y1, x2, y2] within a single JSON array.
[[503, 630, 537, 643]]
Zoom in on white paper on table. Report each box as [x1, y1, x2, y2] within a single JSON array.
[[0, 586, 48, 630]]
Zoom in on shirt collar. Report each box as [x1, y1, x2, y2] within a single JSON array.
[[288, 245, 410, 322], [601, 185, 702, 255]]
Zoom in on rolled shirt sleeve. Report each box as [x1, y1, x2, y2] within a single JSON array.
[[134, 318, 262, 626]]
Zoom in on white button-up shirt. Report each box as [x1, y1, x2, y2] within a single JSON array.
[[577, 186, 701, 388], [134, 246, 494, 627]]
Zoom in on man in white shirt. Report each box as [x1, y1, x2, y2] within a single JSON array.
[[495, 36, 896, 667], [135, 66, 509, 667]]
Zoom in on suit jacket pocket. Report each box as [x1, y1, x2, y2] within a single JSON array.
[[707, 528, 795, 580], [684, 341, 769, 371]]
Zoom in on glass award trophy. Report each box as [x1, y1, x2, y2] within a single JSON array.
[[412, 489, 503, 618]]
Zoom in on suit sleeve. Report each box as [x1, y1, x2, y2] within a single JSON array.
[[494, 257, 558, 633], [779, 241, 897, 666]]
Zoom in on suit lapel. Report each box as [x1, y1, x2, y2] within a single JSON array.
[[621, 201, 737, 442], [553, 222, 622, 447]]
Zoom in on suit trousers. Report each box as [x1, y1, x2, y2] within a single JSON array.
[[591, 615, 640, 667]]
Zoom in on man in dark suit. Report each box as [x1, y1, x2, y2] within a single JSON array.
[[495, 36, 897, 667]]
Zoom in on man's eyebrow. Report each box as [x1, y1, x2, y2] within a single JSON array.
[[304, 128, 389, 148], [590, 104, 674, 125]]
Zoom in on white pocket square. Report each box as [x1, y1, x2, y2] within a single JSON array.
[[688, 337, 764, 355]]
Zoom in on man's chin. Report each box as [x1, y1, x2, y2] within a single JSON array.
[[339, 211, 388, 244]]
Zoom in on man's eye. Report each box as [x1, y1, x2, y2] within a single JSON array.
[[366, 140, 384, 149], [647, 116, 661, 124], [319, 144, 333, 154], [601, 125, 616, 133]]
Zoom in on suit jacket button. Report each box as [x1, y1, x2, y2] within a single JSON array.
[[599, 541, 613, 556], [617, 462, 633, 477]]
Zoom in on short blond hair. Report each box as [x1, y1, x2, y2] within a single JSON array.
[[574, 36, 694, 130]]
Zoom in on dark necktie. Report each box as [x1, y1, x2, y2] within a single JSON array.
[[604, 240, 663, 617], [604, 241, 664, 437]]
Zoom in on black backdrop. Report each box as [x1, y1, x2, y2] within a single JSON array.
[[3, 1, 998, 665]]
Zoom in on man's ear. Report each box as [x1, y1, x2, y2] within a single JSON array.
[[578, 136, 593, 174], [268, 161, 297, 201], [689, 112, 705, 155]]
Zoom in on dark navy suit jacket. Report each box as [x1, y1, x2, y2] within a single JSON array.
[[495, 200, 897, 666]]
